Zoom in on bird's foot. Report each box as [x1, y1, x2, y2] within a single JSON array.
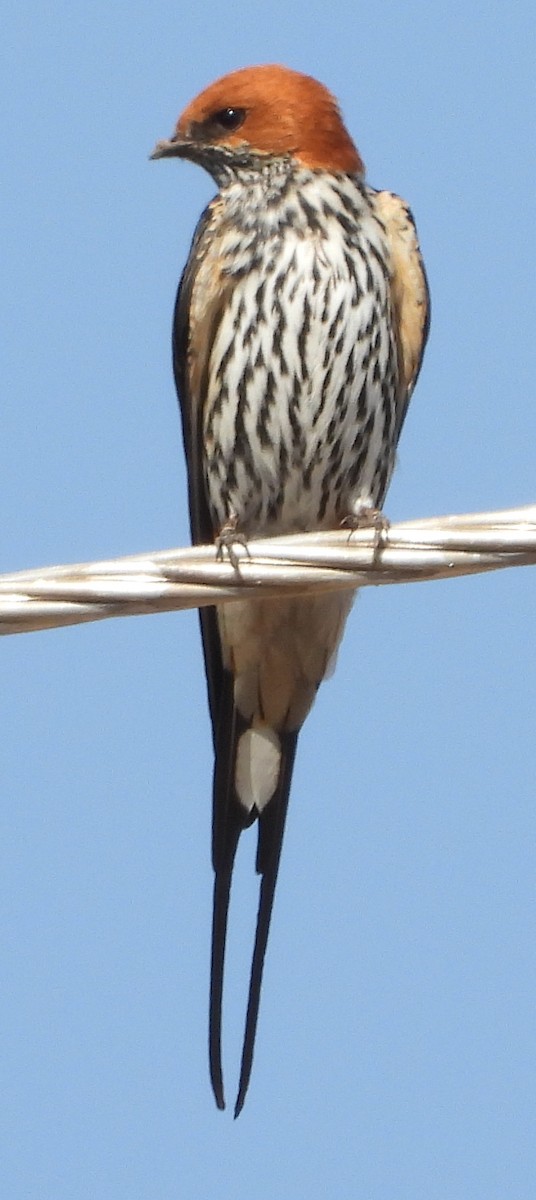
[[341, 505, 390, 560], [216, 514, 250, 571]]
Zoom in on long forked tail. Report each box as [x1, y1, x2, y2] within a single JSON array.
[[209, 830, 240, 1110], [209, 727, 299, 1115]]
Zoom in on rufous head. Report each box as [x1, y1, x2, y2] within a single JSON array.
[[151, 65, 364, 178]]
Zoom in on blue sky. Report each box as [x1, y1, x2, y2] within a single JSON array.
[[2, 2, 536, 1197]]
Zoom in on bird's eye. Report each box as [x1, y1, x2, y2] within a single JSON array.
[[212, 107, 246, 132]]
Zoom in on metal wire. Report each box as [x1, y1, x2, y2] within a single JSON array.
[[1, 505, 535, 636]]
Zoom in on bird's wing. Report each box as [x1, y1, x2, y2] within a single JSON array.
[[372, 190, 430, 439], [173, 203, 299, 1115], [172, 202, 228, 735]]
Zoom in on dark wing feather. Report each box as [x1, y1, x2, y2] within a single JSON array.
[[172, 205, 238, 1109], [172, 207, 216, 547], [172, 204, 224, 739], [173, 202, 296, 1114]]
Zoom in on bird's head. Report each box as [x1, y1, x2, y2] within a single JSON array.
[[150, 65, 364, 181]]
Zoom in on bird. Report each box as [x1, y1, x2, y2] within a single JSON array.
[[151, 63, 429, 1116]]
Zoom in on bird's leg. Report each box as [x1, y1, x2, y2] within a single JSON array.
[[341, 501, 390, 560], [216, 511, 250, 571]]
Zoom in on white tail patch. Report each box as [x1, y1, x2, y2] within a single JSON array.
[[235, 724, 281, 814]]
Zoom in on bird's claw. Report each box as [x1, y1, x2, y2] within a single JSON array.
[[216, 515, 250, 570], [341, 506, 390, 559]]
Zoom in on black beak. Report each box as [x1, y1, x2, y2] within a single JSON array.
[[149, 135, 191, 161]]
